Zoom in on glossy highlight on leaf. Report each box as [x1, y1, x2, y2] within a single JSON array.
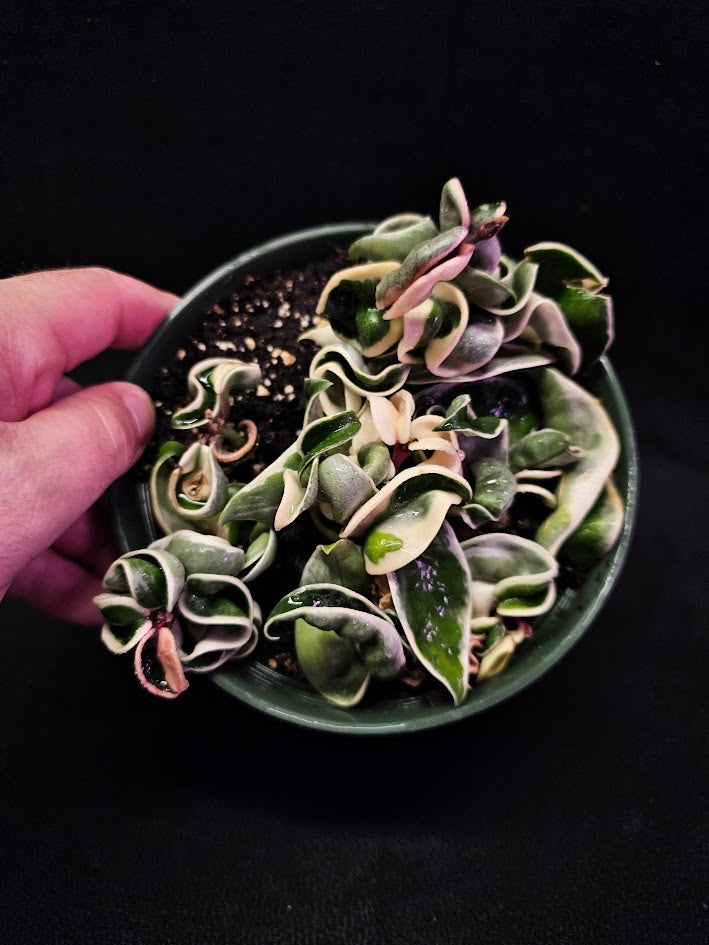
[[388, 521, 472, 705]]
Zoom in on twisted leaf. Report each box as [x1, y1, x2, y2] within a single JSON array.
[[177, 573, 259, 671], [461, 533, 558, 618], [341, 464, 472, 574], [171, 357, 261, 429], [534, 369, 620, 555], [560, 476, 624, 568], [439, 178, 471, 230], [376, 226, 468, 309], [103, 549, 184, 611], [348, 214, 439, 262]]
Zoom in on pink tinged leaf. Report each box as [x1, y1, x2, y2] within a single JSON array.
[[383, 244, 475, 322], [134, 626, 189, 699], [210, 418, 258, 464], [397, 300, 436, 364], [376, 228, 469, 310]]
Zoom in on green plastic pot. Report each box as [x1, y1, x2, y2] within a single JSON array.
[[111, 223, 638, 735]]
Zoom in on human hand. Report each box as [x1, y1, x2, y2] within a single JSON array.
[[0, 268, 178, 624]]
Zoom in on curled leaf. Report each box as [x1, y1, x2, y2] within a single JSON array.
[[167, 442, 229, 521], [348, 214, 439, 262], [309, 344, 409, 414], [265, 583, 405, 706], [152, 529, 245, 577], [134, 624, 190, 699], [341, 464, 472, 574], [376, 226, 469, 309], [509, 428, 584, 473], [171, 358, 261, 429], [560, 476, 624, 568], [103, 549, 184, 611], [462, 533, 558, 619], [439, 178, 471, 230], [178, 573, 259, 670], [534, 369, 620, 556]]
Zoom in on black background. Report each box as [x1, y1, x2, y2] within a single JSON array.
[[1, 2, 707, 943]]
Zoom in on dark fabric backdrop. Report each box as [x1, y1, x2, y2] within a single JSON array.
[[1, 2, 707, 943]]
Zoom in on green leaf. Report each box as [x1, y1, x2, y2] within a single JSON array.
[[461, 533, 558, 619], [153, 529, 245, 577], [466, 457, 517, 524], [439, 178, 470, 230], [94, 593, 152, 654], [219, 443, 300, 527], [317, 453, 376, 524], [388, 521, 472, 706], [348, 215, 438, 263], [299, 410, 361, 475], [300, 540, 370, 595], [341, 464, 472, 574], [534, 369, 620, 556], [509, 428, 584, 473], [557, 285, 614, 367], [560, 476, 624, 568], [265, 583, 405, 696], [524, 241, 607, 298], [294, 619, 370, 707], [171, 357, 261, 429], [104, 549, 184, 611]]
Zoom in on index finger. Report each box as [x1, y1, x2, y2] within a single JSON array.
[[0, 267, 179, 421]]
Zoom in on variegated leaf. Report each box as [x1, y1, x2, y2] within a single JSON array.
[[534, 369, 620, 556], [95, 593, 152, 655], [166, 442, 229, 521], [178, 573, 259, 670], [560, 476, 624, 568], [219, 444, 300, 527], [103, 549, 184, 611], [388, 521, 472, 705], [461, 533, 558, 618], [509, 428, 584, 473], [134, 624, 190, 699], [171, 357, 261, 429], [309, 344, 410, 415], [341, 464, 472, 574], [439, 178, 471, 231], [348, 214, 439, 263], [376, 226, 469, 309], [456, 256, 538, 316], [152, 529, 245, 577]]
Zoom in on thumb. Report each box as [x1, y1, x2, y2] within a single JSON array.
[[3, 381, 154, 583]]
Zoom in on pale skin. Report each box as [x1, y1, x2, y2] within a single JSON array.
[[0, 268, 179, 625]]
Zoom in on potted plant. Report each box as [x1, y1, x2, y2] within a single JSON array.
[[101, 178, 637, 733]]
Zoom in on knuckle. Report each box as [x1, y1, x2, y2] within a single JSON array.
[[83, 391, 137, 469]]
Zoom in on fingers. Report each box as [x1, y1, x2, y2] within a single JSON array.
[[53, 504, 117, 578], [3, 381, 154, 582], [51, 375, 82, 405], [0, 267, 178, 421], [8, 548, 104, 626]]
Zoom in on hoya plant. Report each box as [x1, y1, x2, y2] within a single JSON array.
[[97, 176, 624, 706]]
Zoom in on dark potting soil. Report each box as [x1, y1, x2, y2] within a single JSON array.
[[141, 244, 588, 704]]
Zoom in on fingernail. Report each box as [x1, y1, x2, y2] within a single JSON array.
[[119, 386, 155, 441]]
